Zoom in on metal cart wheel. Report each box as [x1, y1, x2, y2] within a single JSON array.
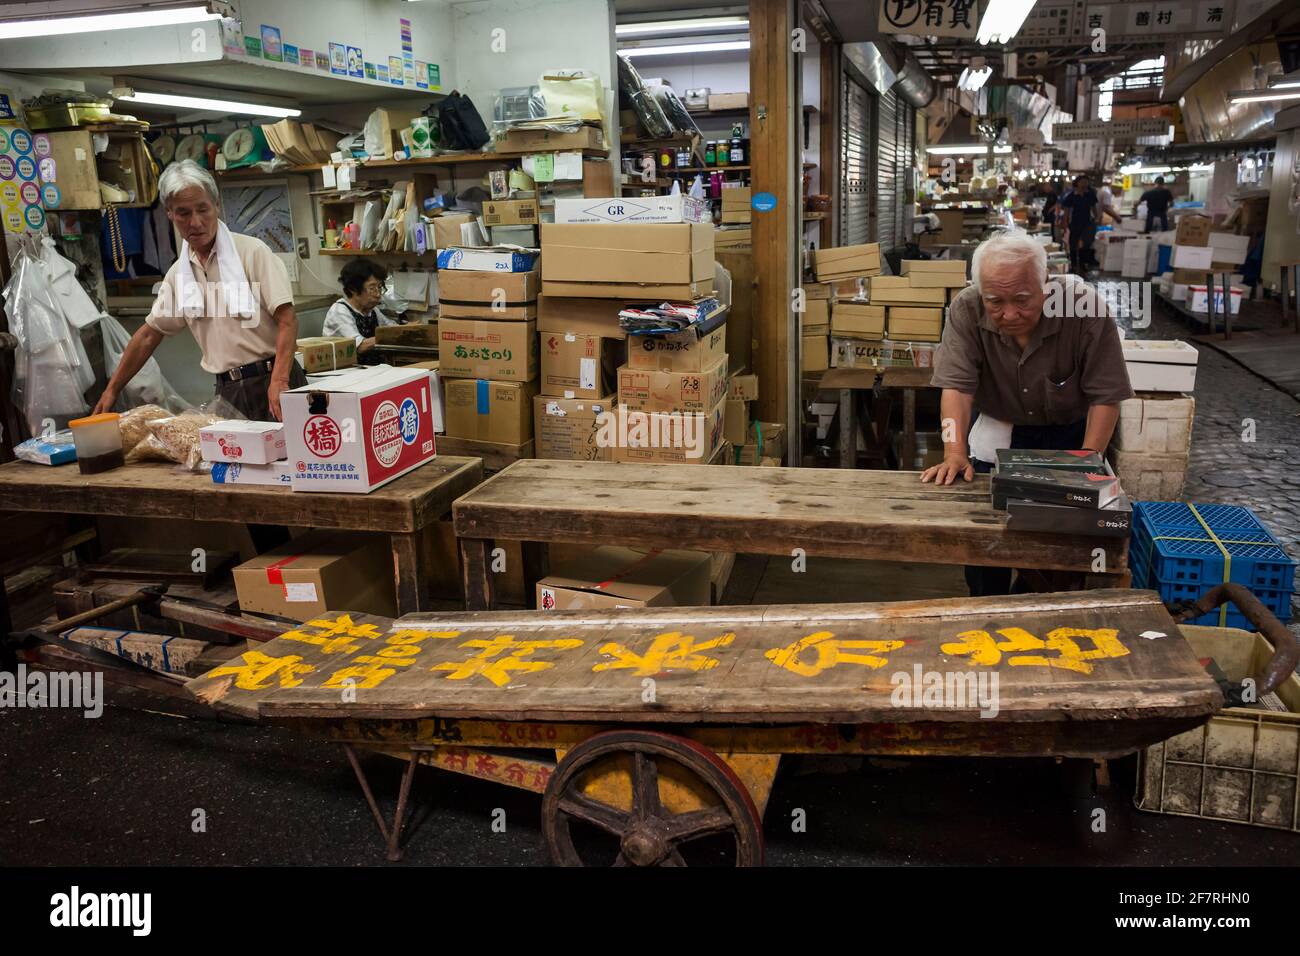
[[542, 730, 765, 867]]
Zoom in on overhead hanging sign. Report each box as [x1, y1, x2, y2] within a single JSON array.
[[1051, 118, 1170, 141], [877, 0, 981, 39], [1018, 2, 1083, 42], [1082, 1, 1236, 40]]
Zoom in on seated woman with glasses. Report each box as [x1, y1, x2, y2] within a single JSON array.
[[323, 259, 400, 365]]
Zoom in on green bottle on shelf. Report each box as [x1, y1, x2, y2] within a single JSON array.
[[704, 140, 716, 166]]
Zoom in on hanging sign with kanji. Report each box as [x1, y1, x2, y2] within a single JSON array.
[[877, 0, 982, 39]]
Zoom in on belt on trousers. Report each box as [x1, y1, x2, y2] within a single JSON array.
[[216, 358, 275, 383]]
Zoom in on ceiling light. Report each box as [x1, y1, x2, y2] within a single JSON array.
[[0, 5, 219, 40], [1119, 163, 1173, 174], [1229, 89, 1300, 104], [926, 144, 1013, 155], [978, 0, 1038, 45], [117, 90, 300, 118], [958, 66, 992, 92], [619, 40, 750, 58], [616, 17, 748, 36], [1268, 71, 1300, 90]]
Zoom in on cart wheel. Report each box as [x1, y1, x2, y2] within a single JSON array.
[[542, 730, 765, 867]]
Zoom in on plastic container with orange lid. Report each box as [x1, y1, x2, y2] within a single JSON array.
[[68, 412, 125, 475]]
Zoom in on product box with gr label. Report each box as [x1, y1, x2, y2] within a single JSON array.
[[541, 331, 620, 399], [617, 356, 728, 414], [233, 529, 397, 621], [626, 306, 727, 373], [553, 195, 708, 225], [438, 319, 538, 381], [199, 420, 286, 464], [282, 365, 436, 494], [444, 379, 538, 444], [534, 394, 613, 461], [438, 266, 539, 321]]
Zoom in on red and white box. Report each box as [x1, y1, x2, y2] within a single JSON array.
[[282, 366, 437, 494], [199, 420, 286, 464]]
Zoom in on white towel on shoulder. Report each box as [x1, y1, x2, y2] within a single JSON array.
[[176, 221, 256, 320]]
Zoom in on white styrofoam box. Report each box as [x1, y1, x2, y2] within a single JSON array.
[[1171, 282, 1189, 302], [210, 460, 294, 485], [1108, 446, 1189, 500], [199, 420, 286, 464], [1102, 242, 1125, 272], [1208, 231, 1250, 266], [1189, 284, 1242, 314], [1151, 231, 1176, 245], [1123, 339, 1198, 392], [553, 194, 708, 224], [1172, 244, 1213, 270], [1147, 239, 1162, 274], [1113, 393, 1195, 454]]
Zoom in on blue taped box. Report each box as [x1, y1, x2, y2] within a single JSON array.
[[435, 246, 539, 272]]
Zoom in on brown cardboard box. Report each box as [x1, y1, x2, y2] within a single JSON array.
[[611, 395, 726, 464], [729, 373, 759, 401], [714, 226, 751, 250], [721, 187, 752, 224], [583, 159, 616, 198], [617, 356, 728, 413], [537, 546, 712, 610], [373, 108, 422, 157], [802, 334, 829, 373], [900, 259, 968, 287], [438, 319, 538, 381], [233, 530, 396, 622], [724, 397, 748, 445], [541, 330, 620, 399], [831, 301, 885, 339], [495, 124, 604, 154], [540, 222, 715, 299], [438, 267, 539, 321], [434, 213, 476, 251], [375, 323, 439, 348], [1175, 213, 1211, 247], [801, 297, 830, 336], [813, 243, 882, 281], [444, 379, 538, 444], [534, 394, 614, 461], [887, 306, 943, 340], [1172, 267, 1208, 284], [626, 314, 727, 373], [481, 199, 539, 227], [737, 422, 786, 464], [868, 276, 947, 306], [708, 92, 749, 111], [296, 336, 357, 373], [537, 296, 628, 338]]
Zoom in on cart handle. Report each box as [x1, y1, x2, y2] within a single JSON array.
[[1168, 582, 1300, 697]]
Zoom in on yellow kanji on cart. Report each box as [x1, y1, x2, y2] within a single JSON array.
[[323, 628, 461, 690], [279, 615, 386, 655], [206, 650, 314, 690], [431, 636, 584, 687], [941, 626, 1129, 674], [765, 631, 905, 677], [594, 631, 736, 676]]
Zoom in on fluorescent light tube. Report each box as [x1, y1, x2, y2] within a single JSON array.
[[0, 5, 218, 40], [619, 40, 751, 57], [616, 17, 749, 36], [118, 91, 300, 118], [978, 0, 1038, 45], [1229, 90, 1300, 104], [926, 144, 1013, 155], [958, 66, 992, 92]]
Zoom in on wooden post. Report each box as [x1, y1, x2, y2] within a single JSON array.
[[750, 0, 798, 451], [459, 537, 495, 611]]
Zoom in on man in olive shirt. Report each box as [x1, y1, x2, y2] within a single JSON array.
[[921, 230, 1134, 594]]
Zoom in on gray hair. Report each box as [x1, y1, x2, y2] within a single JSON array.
[[158, 159, 220, 208], [970, 230, 1048, 292]]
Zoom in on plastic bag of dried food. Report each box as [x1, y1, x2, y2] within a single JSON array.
[[129, 397, 246, 471], [118, 404, 171, 458]]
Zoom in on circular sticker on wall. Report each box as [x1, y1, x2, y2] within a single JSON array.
[[32, 134, 51, 158], [24, 204, 45, 229], [15, 155, 36, 181], [38, 157, 56, 182], [0, 128, 10, 153], [20, 181, 39, 205], [1, 181, 19, 206], [0, 156, 13, 180], [4, 208, 23, 232], [10, 129, 32, 155], [41, 183, 60, 208], [751, 192, 778, 212]]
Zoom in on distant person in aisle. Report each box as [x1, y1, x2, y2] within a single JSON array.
[[1139, 176, 1174, 233], [93, 159, 306, 421], [323, 259, 399, 365], [1060, 174, 1099, 275], [919, 231, 1134, 596], [1039, 181, 1060, 240], [1097, 179, 1123, 226]]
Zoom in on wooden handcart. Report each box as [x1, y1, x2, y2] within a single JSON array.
[[185, 585, 1296, 866]]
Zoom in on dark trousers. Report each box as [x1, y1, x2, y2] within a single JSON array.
[[1145, 211, 1169, 234], [965, 417, 1089, 597], [1068, 226, 1096, 274]]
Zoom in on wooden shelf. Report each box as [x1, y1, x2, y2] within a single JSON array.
[[215, 163, 325, 177], [664, 165, 751, 175], [319, 248, 438, 260]]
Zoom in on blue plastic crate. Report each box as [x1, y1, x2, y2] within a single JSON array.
[[1130, 501, 1296, 594], [1134, 501, 1270, 536], [1145, 577, 1293, 630]]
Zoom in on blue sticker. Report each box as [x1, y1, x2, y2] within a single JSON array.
[[41, 183, 60, 208], [399, 397, 419, 444], [752, 192, 778, 212], [10, 129, 32, 155], [476, 380, 489, 415], [23, 204, 45, 229], [16, 155, 36, 180]]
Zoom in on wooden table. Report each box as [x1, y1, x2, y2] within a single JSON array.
[[185, 589, 1220, 864], [820, 366, 935, 469], [452, 460, 1129, 610], [0, 457, 483, 623]]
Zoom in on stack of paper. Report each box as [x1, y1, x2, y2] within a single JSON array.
[[262, 120, 336, 165]]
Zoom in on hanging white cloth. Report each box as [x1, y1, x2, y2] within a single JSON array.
[[175, 221, 256, 319]]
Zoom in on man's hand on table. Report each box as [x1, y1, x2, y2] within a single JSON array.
[[268, 377, 290, 421], [921, 453, 974, 485], [92, 385, 119, 416]]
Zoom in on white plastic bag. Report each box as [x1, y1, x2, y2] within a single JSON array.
[[99, 313, 190, 413]]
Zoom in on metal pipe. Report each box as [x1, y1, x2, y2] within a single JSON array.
[[1170, 582, 1300, 697]]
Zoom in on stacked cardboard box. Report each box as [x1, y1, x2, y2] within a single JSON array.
[[437, 249, 541, 458], [823, 270, 952, 364], [812, 243, 882, 282], [537, 546, 712, 609], [724, 372, 758, 447]]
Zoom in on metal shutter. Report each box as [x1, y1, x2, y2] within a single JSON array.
[[840, 74, 871, 247]]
